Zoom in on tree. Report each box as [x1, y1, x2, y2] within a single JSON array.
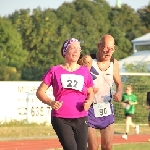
[[9, 8, 61, 80], [109, 4, 145, 40], [108, 27, 132, 60], [108, 4, 146, 60], [123, 62, 150, 73], [137, 3, 150, 32], [56, 0, 111, 54], [0, 17, 27, 80], [0, 66, 21, 80]]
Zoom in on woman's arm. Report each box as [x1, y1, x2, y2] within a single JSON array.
[[36, 82, 63, 110], [93, 87, 99, 94], [36, 82, 52, 105], [83, 87, 94, 110]]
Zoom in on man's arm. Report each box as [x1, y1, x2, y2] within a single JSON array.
[[113, 59, 123, 102]]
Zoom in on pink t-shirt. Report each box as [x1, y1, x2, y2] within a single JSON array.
[[42, 65, 93, 118]]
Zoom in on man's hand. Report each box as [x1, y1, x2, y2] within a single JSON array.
[[146, 105, 150, 110], [113, 92, 122, 102]]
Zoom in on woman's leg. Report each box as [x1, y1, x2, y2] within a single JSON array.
[[74, 117, 88, 150], [128, 116, 136, 128], [125, 116, 132, 134], [51, 116, 77, 150]]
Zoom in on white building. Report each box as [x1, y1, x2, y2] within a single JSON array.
[[119, 33, 150, 72]]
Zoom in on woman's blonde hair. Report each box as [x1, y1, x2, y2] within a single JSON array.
[[126, 85, 133, 91], [77, 54, 91, 66]]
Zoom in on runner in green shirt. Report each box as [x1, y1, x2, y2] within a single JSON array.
[[121, 85, 139, 140]]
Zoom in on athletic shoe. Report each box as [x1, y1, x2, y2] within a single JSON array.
[[122, 134, 127, 140], [135, 125, 140, 134]]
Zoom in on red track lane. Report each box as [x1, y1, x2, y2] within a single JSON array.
[[0, 135, 150, 150]]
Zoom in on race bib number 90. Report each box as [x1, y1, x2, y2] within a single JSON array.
[[93, 102, 112, 117], [61, 74, 84, 91]]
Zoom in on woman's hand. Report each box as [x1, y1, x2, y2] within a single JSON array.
[[50, 101, 63, 110], [83, 100, 92, 111]]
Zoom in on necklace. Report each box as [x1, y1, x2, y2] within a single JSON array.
[[100, 63, 106, 68], [97, 61, 110, 70], [62, 64, 80, 72]]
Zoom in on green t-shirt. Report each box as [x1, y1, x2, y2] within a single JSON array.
[[121, 93, 137, 114]]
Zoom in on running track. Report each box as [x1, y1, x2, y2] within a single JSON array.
[[0, 135, 150, 150]]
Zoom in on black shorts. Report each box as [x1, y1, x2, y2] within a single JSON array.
[[125, 113, 134, 118], [148, 112, 150, 122]]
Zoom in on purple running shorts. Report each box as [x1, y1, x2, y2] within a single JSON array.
[[88, 103, 114, 129]]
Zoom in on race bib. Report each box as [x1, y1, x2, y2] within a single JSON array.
[[125, 104, 130, 110], [93, 102, 112, 117], [61, 74, 84, 91]]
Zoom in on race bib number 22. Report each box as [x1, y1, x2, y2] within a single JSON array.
[[61, 74, 84, 91]]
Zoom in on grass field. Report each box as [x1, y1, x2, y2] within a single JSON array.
[[0, 123, 149, 138], [112, 143, 150, 150], [44, 143, 150, 150], [0, 122, 150, 149]]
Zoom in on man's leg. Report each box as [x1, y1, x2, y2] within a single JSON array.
[[100, 123, 114, 150], [87, 127, 99, 150]]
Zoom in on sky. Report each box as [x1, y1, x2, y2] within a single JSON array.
[[0, 0, 150, 17]]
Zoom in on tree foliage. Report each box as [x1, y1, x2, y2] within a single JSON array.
[[109, 4, 147, 60], [137, 3, 150, 32], [0, 17, 27, 80], [0, 0, 149, 80], [9, 8, 60, 80]]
